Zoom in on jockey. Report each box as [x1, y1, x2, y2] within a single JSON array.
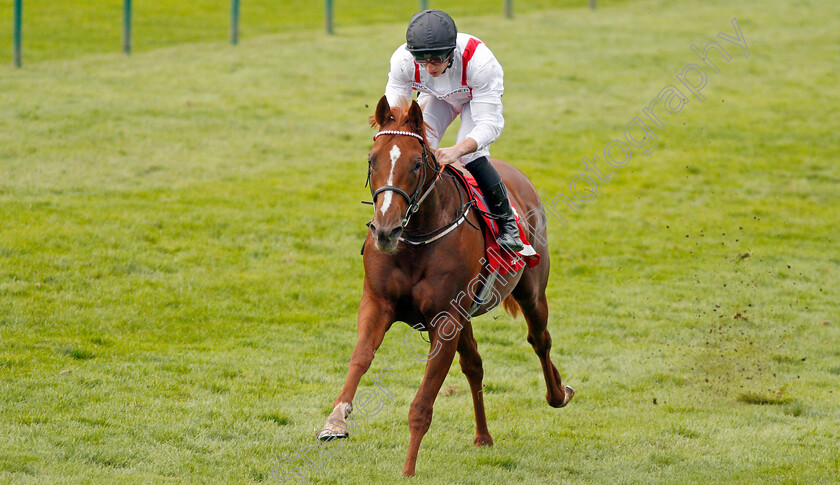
[[384, 9, 524, 252]]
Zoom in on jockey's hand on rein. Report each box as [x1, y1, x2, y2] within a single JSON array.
[[434, 146, 462, 166]]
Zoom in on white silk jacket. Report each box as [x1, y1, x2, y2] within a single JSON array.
[[384, 33, 505, 152]]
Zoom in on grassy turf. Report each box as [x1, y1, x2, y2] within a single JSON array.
[[0, 0, 627, 64], [2, 0, 839, 483]]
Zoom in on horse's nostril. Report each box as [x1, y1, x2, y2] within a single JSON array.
[[388, 226, 403, 240]]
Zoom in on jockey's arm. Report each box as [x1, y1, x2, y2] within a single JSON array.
[[384, 48, 414, 108], [438, 58, 505, 165]]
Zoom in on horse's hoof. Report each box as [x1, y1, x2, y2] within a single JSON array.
[[316, 429, 348, 441], [548, 385, 575, 408], [559, 385, 575, 408], [317, 402, 352, 440], [474, 436, 494, 447]]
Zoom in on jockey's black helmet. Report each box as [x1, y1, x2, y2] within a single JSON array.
[[405, 10, 457, 61]]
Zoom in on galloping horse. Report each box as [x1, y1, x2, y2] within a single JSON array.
[[318, 96, 573, 476]]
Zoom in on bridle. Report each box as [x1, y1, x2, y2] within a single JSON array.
[[369, 130, 443, 229], [362, 130, 481, 248], [364, 129, 478, 248]]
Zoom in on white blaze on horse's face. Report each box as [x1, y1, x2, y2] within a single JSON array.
[[379, 144, 401, 216]]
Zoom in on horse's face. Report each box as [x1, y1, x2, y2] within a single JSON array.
[[368, 96, 428, 253]]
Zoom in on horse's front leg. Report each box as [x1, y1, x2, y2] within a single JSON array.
[[402, 319, 462, 476], [317, 292, 394, 440]]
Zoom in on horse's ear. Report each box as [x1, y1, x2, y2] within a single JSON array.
[[408, 100, 424, 135], [374, 95, 391, 127]]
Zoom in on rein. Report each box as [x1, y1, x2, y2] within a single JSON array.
[[366, 130, 475, 246]]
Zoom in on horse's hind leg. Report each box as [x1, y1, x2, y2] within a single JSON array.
[[457, 322, 493, 446], [514, 288, 573, 408]]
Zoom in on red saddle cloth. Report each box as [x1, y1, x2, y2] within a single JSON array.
[[446, 166, 541, 276]]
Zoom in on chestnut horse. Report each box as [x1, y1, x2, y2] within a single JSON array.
[[318, 96, 573, 477]]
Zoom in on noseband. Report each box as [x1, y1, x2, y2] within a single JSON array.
[[369, 130, 442, 228]]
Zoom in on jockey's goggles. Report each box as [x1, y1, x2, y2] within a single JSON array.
[[412, 49, 453, 66]]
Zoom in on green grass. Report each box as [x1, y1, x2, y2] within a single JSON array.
[[2, 0, 840, 483], [0, 0, 630, 64]]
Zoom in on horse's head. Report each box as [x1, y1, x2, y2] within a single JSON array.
[[367, 95, 435, 253]]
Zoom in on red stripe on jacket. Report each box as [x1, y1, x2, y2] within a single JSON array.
[[461, 38, 482, 92]]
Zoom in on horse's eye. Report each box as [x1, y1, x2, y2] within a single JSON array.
[[413, 161, 422, 171]]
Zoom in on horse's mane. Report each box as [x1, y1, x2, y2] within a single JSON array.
[[369, 101, 431, 142]]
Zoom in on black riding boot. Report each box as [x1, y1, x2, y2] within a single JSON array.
[[466, 157, 525, 252]]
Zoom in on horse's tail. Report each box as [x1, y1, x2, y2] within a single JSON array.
[[502, 295, 521, 320]]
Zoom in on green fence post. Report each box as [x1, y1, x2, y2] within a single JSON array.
[[13, 0, 22, 67], [325, 0, 334, 34], [420, 0, 428, 10], [589, 0, 596, 9], [123, 0, 132, 54], [505, 0, 513, 19], [231, 0, 240, 45]]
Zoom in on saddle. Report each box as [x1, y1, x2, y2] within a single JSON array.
[[445, 165, 541, 277]]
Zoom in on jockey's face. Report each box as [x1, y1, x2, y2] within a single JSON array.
[[424, 61, 448, 77], [415, 51, 452, 78]]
